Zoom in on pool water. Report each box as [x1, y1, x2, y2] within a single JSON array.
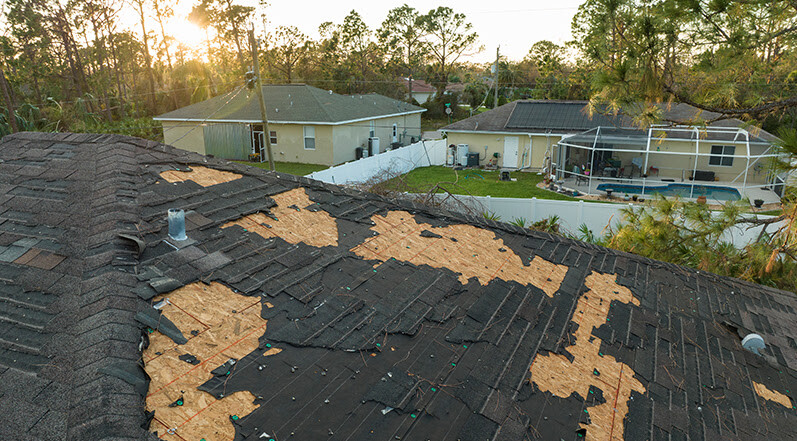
[[596, 183, 741, 201]]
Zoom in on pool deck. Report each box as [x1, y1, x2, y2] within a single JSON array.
[[561, 176, 781, 205]]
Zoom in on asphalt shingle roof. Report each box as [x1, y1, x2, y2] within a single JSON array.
[[443, 100, 780, 143], [0, 132, 796, 441], [153, 84, 425, 124]]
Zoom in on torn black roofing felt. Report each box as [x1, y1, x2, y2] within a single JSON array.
[[1, 131, 796, 441]]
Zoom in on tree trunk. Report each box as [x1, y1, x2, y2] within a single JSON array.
[[104, 8, 126, 118], [135, 0, 157, 112], [91, 13, 113, 122], [154, 8, 179, 110], [23, 46, 43, 105], [224, 0, 247, 72], [0, 66, 19, 133], [407, 45, 413, 103]]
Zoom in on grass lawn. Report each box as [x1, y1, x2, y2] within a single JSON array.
[[756, 209, 784, 216], [421, 117, 451, 133], [235, 160, 328, 176], [380, 166, 577, 201]]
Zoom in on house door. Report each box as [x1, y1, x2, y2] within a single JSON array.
[[503, 136, 519, 168]]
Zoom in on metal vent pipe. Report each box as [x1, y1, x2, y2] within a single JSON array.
[[168, 208, 187, 241]]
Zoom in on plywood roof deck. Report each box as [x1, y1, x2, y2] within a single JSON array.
[[160, 166, 242, 187], [144, 282, 274, 441]]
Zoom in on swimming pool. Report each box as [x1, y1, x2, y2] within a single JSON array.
[[595, 183, 741, 201]]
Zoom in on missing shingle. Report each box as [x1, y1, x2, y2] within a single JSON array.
[[529, 271, 645, 441], [753, 381, 792, 408], [144, 282, 267, 441], [351, 210, 567, 296], [223, 188, 339, 248], [160, 166, 242, 187]]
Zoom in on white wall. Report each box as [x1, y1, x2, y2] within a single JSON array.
[[428, 195, 779, 247], [305, 142, 779, 248], [306, 139, 447, 185]]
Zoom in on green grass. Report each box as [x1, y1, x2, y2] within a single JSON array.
[[421, 117, 451, 133], [234, 160, 328, 176], [380, 166, 578, 201], [756, 209, 784, 216]]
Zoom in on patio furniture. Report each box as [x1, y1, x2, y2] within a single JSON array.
[[691, 170, 715, 181], [602, 167, 618, 177]]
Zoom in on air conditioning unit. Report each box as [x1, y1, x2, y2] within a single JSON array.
[[457, 144, 469, 166], [368, 137, 380, 155]]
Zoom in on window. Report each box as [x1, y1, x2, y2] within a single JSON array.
[[269, 130, 277, 145], [392, 123, 398, 142], [304, 126, 315, 150], [369, 120, 375, 138], [709, 145, 735, 166]]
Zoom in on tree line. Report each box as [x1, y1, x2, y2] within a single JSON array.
[[0, 1, 589, 138]]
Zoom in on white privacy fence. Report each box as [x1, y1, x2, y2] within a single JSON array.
[[306, 139, 447, 185], [304, 141, 779, 247], [427, 195, 780, 247]]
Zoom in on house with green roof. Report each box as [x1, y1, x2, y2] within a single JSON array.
[[154, 84, 425, 165]]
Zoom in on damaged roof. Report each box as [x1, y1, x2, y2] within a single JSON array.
[[1, 131, 796, 441]]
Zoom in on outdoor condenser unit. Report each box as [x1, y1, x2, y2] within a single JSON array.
[[368, 137, 380, 155], [457, 144, 469, 166]]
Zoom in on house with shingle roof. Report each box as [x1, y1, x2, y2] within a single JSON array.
[[0, 131, 796, 441], [442, 100, 785, 202], [154, 84, 425, 165]]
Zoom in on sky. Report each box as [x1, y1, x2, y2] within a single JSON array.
[[167, 0, 585, 63]]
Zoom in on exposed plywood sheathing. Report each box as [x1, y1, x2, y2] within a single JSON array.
[[223, 188, 339, 248], [351, 210, 567, 296], [144, 282, 275, 441], [530, 272, 646, 441], [160, 166, 242, 187], [753, 381, 793, 408]]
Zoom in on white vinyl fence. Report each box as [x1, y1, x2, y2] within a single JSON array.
[[305, 141, 779, 247], [424, 195, 780, 247], [306, 139, 447, 185]]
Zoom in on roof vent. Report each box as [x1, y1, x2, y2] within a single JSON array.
[[167, 208, 188, 241], [742, 333, 766, 355]]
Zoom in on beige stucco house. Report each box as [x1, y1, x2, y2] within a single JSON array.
[[442, 100, 785, 201], [154, 84, 425, 166]]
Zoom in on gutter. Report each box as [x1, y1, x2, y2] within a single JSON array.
[[154, 109, 427, 126]]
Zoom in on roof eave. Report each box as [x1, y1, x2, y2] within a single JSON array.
[[153, 109, 426, 126]]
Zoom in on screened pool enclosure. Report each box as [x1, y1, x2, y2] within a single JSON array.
[[552, 126, 783, 203]]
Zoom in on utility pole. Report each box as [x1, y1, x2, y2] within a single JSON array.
[[0, 66, 18, 133], [493, 46, 500, 109], [248, 26, 275, 171]]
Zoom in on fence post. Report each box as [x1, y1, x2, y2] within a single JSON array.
[[486, 195, 492, 214], [531, 197, 537, 222], [578, 200, 584, 226]]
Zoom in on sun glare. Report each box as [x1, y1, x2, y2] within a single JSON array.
[[168, 19, 208, 51]]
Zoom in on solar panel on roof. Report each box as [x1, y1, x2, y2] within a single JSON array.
[[505, 102, 628, 130]]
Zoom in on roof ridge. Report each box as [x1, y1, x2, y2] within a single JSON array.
[[62, 137, 153, 440], [305, 85, 338, 123]]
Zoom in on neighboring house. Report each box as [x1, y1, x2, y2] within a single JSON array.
[[404, 78, 465, 104], [442, 100, 783, 200], [2, 131, 797, 440], [154, 84, 425, 165]]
